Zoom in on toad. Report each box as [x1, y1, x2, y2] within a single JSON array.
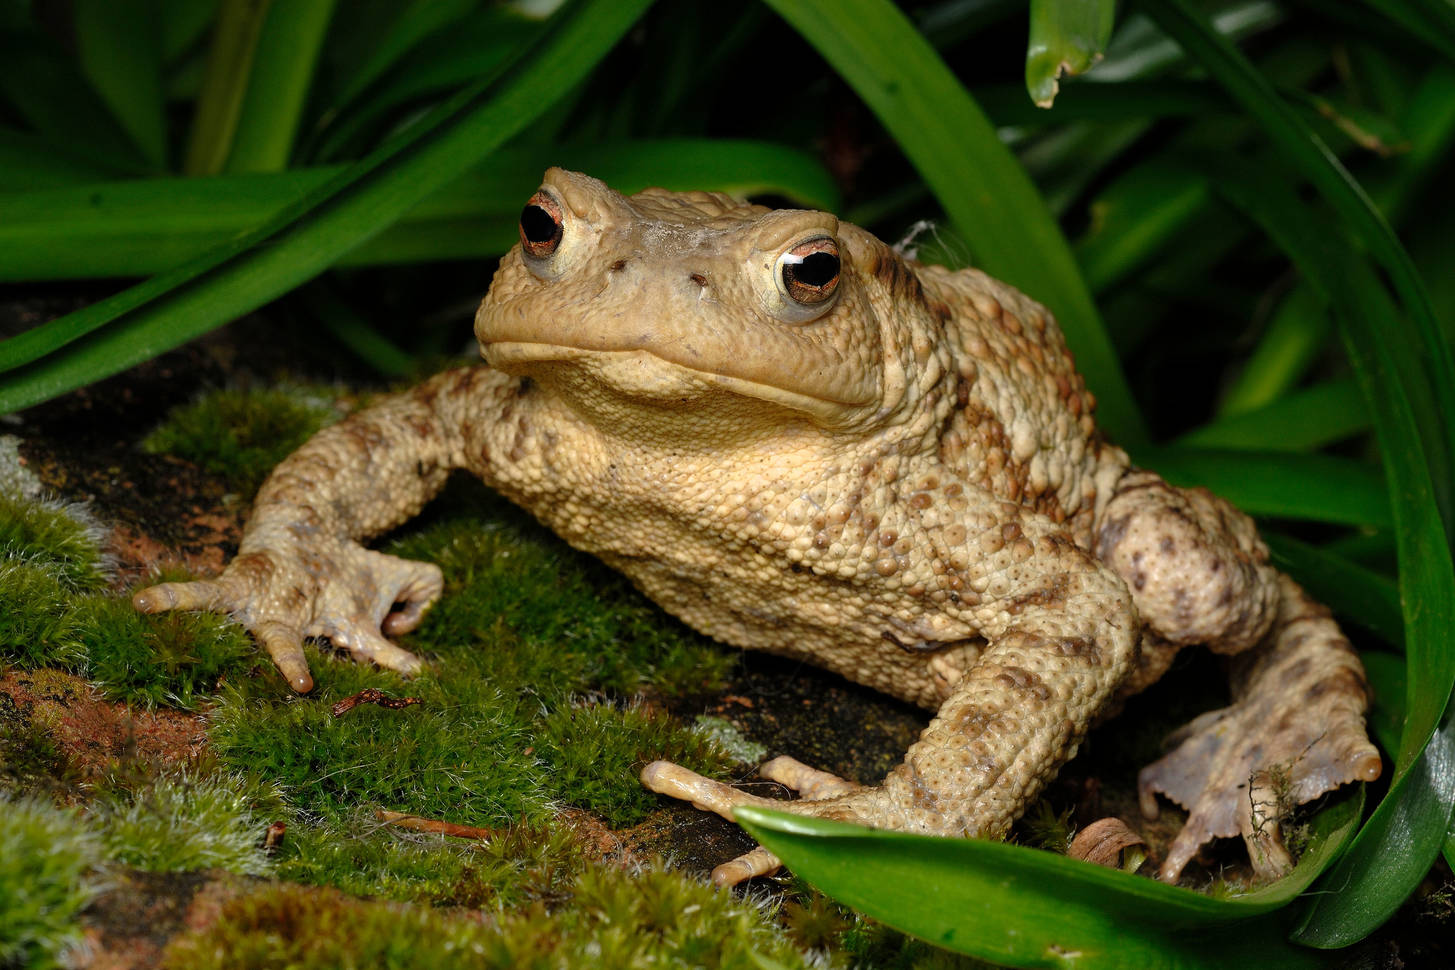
[[134, 169, 1381, 885]]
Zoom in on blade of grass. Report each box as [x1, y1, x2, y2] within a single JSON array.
[[1144, 0, 1455, 529], [0, 138, 837, 281], [0, 0, 654, 415], [183, 0, 273, 175], [735, 798, 1358, 969], [1264, 533, 1402, 648], [1135, 448, 1389, 528], [223, 0, 336, 172], [1352, 0, 1455, 65], [327, 0, 479, 113], [1074, 163, 1210, 293], [307, 7, 543, 164], [763, 0, 1147, 447], [1176, 378, 1369, 452], [73, 0, 168, 168], [1217, 286, 1331, 417], [1026, 0, 1116, 107]]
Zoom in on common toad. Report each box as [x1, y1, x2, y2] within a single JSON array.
[[135, 169, 1381, 885]]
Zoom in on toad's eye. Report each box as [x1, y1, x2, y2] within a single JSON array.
[[519, 191, 563, 259], [779, 237, 840, 306]]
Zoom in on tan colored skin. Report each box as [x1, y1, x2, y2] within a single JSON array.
[[135, 169, 1381, 885]]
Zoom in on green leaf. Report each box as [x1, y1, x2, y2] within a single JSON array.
[[73, 0, 168, 167], [224, 0, 337, 172], [735, 798, 1360, 969], [0, 138, 836, 281], [0, 0, 654, 414], [763, 0, 1148, 448], [1264, 533, 1402, 649], [1075, 162, 1210, 293], [0, 129, 127, 190], [1177, 379, 1369, 452], [1135, 448, 1390, 528], [1217, 286, 1332, 418], [183, 0, 274, 175], [1026, 0, 1117, 107]]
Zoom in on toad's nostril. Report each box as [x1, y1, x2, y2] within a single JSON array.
[[689, 273, 708, 287], [609, 259, 627, 272]]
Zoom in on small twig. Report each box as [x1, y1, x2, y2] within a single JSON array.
[[331, 688, 422, 717], [375, 809, 499, 840]]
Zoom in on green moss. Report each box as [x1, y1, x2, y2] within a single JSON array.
[[276, 815, 585, 908], [141, 385, 341, 495], [91, 769, 285, 876], [0, 560, 86, 669], [161, 863, 818, 970], [78, 577, 256, 709], [0, 796, 100, 970], [537, 700, 725, 827], [0, 492, 106, 591]]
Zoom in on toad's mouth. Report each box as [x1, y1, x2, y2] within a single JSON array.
[[483, 340, 861, 424]]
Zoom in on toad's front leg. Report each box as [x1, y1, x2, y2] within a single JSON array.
[[644, 501, 1139, 885], [134, 366, 519, 691]]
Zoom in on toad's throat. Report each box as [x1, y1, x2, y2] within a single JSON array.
[[482, 341, 874, 421]]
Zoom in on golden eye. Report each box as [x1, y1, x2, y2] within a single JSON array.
[[518, 191, 563, 259], [779, 237, 840, 305]]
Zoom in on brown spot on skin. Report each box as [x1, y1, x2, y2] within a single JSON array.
[[690, 273, 708, 287], [910, 493, 932, 510], [1002, 522, 1022, 542], [609, 259, 627, 272]]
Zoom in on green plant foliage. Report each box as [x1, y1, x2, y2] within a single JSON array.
[[141, 385, 342, 496], [0, 796, 100, 970], [92, 769, 284, 876]]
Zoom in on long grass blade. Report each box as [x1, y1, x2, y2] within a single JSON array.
[[763, 0, 1148, 447], [0, 139, 836, 281], [0, 0, 655, 415], [182, 0, 273, 175], [1176, 379, 1368, 452], [1136, 448, 1389, 528], [224, 0, 336, 173]]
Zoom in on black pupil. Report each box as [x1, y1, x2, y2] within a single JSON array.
[[792, 251, 839, 287], [520, 204, 559, 244]]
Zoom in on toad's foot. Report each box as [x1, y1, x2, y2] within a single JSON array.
[[134, 539, 443, 692], [1139, 576, 1382, 882], [642, 756, 862, 886]]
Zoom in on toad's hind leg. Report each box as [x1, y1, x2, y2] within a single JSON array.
[[1097, 471, 1381, 881], [1138, 575, 1382, 880]]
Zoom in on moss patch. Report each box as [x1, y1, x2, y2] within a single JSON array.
[[141, 385, 343, 496], [0, 796, 101, 970], [160, 863, 821, 970], [91, 769, 285, 877]]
